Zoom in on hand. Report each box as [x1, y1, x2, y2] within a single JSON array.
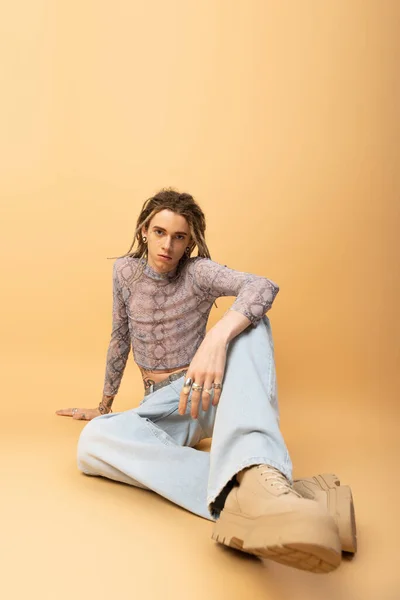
[[178, 332, 227, 419], [55, 407, 105, 421]]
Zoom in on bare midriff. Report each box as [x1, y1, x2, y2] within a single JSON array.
[[137, 363, 190, 392]]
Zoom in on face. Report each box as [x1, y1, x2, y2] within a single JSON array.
[[142, 209, 192, 274]]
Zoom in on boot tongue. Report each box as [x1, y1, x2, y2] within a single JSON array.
[[256, 465, 302, 498]]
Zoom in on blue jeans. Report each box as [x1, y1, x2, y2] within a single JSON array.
[[77, 316, 293, 521]]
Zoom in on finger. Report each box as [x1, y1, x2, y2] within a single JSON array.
[[56, 409, 74, 417], [190, 375, 205, 419], [202, 377, 214, 412], [72, 412, 86, 420], [212, 388, 222, 406], [178, 374, 193, 415], [212, 374, 224, 406]]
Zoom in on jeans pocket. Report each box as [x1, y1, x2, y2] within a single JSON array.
[[136, 384, 181, 423], [142, 418, 176, 445]]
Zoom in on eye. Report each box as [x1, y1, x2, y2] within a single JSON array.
[[176, 235, 185, 240], [154, 229, 163, 236]]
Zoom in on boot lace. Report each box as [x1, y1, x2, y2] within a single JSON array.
[[257, 465, 302, 497]]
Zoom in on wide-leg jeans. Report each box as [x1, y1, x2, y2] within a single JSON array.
[[77, 316, 293, 520]]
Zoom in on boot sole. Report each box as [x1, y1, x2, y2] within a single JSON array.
[[212, 510, 341, 573], [311, 474, 357, 554]]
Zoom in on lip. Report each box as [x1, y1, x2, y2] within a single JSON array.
[[158, 254, 172, 261]]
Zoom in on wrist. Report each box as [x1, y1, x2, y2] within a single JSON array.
[[206, 323, 230, 346], [99, 394, 115, 414], [208, 310, 252, 344]]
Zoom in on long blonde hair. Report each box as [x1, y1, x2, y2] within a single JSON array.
[[108, 187, 212, 280]]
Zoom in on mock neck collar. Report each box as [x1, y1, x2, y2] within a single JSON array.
[[140, 259, 178, 281]]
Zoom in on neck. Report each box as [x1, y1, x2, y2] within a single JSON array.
[[141, 258, 178, 281]]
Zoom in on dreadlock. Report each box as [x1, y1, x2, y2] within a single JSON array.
[[107, 187, 212, 281]]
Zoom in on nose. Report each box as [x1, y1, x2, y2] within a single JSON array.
[[162, 236, 172, 252]]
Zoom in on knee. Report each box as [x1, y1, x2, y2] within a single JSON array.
[[231, 315, 274, 353], [76, 416, 107, 474]]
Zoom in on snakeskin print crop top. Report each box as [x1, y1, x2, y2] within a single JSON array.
[[102, 256, 280, 396]]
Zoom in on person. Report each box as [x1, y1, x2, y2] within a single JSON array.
[[56, 188, 356, 573]]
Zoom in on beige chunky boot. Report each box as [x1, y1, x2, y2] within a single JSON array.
[[293, 474, 357, 554], [212, 465, 341, 573]]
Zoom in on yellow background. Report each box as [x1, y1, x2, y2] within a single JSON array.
[[1, 1, 399, 599]]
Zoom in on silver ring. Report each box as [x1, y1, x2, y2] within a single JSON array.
[[203, 388, 213, 395], [71, 408, 78, 415], [182, 377, 193, 395], [213, 383, 222, 390]]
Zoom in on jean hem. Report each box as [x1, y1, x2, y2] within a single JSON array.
[[207, 456, 293, 519]]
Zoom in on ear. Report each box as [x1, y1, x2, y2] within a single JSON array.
[[141, 225, 148, 237]]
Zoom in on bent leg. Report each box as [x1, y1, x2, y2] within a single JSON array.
[[206, 316, 292, 517], [77, 383, 214, 521], [77, 316, 290, 522]]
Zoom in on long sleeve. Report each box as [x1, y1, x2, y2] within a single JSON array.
[[102, 260, 131, 396], [191, 258, 280, 326]]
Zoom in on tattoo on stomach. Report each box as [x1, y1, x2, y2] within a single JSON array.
[[143, 378, 156, 390], [139, 365, 189, 390]]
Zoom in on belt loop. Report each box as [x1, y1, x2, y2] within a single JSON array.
[[149, 383, 154, 394]]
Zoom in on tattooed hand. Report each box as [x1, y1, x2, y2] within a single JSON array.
[[56, 394, 114, 420], [55, 407, 102, 421], [56, 401, 114, 421]]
